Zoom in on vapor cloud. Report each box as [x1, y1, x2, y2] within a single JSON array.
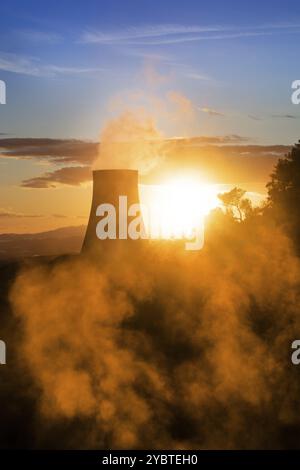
[[9, 217, 300, 449], [94, 111, 164, 174]]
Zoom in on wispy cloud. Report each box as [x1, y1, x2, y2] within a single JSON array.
[[81, 24, 223, 44], [271, 113, 300, 119], [185, 72, 211, 80], [122, 31, 271, 46], [0, 52, 105, 77], [247, 113, 300, 121], [52, 213, 68, 218], [166, 135, 251, 144], [0, 208, 42, 218], [201, 107, 225, 117], [81, 22, 300, 46], [248, 114, 263, 121], [0, 52, 42, 76]]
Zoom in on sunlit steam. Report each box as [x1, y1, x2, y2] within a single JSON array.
[[94, 111, 164, 174], [9, 216, 300, 449]]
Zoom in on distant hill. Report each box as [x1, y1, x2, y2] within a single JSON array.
[[0, 225, 86, 260]]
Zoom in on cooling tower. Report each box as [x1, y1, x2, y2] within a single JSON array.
[[82, 169, 143, 254]]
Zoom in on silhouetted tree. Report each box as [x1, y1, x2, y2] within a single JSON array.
[[267, 139, 300, 240], [218, 187, 252, 221]]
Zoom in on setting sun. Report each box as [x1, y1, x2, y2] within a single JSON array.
[[140, 177, 220, 239]]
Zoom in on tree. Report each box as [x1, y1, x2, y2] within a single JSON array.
[[218, 187, 252, 221], [266, 139, 300, 238]]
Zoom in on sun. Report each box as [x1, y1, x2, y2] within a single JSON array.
[[139, 177, 220, 240]]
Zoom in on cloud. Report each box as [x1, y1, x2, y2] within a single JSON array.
[[0, 137, 289, 188], [146, 140, 289, 186], [0, 52, 105, 77], [80, 22, 300, 46], [0, 138, 98, 165], [81, 24, 223, 44], [45, 65, 106, 75], [248, 114, 263, 121], [0, 52, 42, 76], [0, 208, 42, 218], [201, 107, 225, 117], [166, 135, 250, 144], [248, 113, 300, 121], [271, 114, 300, 119], [185, 73, 211, 81], [52, 214, 68, 219], [21, 166, 92, 188], [125, 32, 271, 46]]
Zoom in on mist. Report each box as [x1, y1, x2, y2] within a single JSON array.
[[9, 213, 300, 449]]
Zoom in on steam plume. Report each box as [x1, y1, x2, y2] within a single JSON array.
[[9, 217, 300, 449], [94, 111, 164, 174]]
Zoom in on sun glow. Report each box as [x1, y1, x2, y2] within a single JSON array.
[[139, 177, 220, 240]]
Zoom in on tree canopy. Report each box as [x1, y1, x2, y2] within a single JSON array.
[[267, 140, 300, 240]]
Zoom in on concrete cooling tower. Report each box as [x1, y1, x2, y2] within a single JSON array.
[[82, 169, 142, 254]]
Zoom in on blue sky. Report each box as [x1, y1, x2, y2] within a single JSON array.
[[0, 0, 300, 143], [0, 0, 299, 142]]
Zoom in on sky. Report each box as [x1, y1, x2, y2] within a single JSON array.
[[0, 0, 300, 232]]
